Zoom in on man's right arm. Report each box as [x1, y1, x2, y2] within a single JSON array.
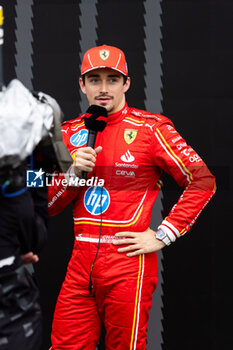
[[48, 167, 78, 216], [47, 122, 78, 216], [48, 122, 102, 216]]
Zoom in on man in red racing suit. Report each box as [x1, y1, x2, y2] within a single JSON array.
[[48, 45, 216, 350]]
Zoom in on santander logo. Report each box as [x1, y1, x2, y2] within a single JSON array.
[[120, 150, 135, 163]]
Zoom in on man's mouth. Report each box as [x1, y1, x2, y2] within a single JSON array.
[[95, 96, 113, 103]]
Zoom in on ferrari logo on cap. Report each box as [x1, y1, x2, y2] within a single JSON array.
[[124, 129, 138, 144], [99, 49, 110, 61]]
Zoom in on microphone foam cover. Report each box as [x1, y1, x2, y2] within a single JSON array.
[[84, 105, 108, 132]]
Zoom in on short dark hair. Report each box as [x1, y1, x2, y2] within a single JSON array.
[[81, 74, 127, 85]]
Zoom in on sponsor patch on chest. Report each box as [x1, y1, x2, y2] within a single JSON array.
[[124, 129, 138, 144], [70, 129, 88, 147]]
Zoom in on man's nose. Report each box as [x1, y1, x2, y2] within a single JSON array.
[[100, 80, 108, 93]]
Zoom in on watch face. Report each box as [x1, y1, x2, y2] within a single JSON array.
[[156, 230, 166, 240]]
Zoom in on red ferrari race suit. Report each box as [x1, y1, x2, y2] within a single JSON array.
[[48, 103, 216, 350]]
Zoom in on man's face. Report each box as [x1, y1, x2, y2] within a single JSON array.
[[79, 68, 130, 114]]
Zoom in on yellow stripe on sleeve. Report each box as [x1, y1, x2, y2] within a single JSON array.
[[156, 128, 193, 181], [71, 121, 84, 129]]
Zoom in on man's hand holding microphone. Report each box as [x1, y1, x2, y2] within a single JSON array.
[[73, 105, 107, 179], [73, 146, 102, 178]]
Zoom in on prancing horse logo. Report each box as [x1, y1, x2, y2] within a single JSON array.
[[124, 129, 138, 144], [99, 49, 110, 60]]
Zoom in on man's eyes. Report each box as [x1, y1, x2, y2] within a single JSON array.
[[89, 78, 99, 83], [88, 78, 119, 83]]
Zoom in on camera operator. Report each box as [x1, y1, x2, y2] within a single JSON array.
[[0, 165, 46, 349], [0, 80, 72, 350]]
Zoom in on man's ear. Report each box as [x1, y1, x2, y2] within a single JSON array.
[[79, 77, 86, 94], [123, 77, 131, 93]]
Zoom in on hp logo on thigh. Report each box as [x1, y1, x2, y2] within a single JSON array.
[[84, 186, 110, 215]]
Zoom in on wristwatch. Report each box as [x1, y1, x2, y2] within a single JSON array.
[[156, 228, 172, 246]]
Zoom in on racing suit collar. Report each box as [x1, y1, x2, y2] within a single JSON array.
[[107, 102, 128, 125]]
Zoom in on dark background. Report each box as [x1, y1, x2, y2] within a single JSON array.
[[1, 0, 232, 349]]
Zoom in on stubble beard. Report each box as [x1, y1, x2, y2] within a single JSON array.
[[97, 101, 114, 114]]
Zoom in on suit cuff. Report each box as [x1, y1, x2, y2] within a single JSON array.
[[158, 220, 180, 242]]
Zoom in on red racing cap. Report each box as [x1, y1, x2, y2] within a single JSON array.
[[81, 45, 128, 77]]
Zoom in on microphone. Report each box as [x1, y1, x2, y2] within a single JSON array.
[[82, 105, 108, 179]]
